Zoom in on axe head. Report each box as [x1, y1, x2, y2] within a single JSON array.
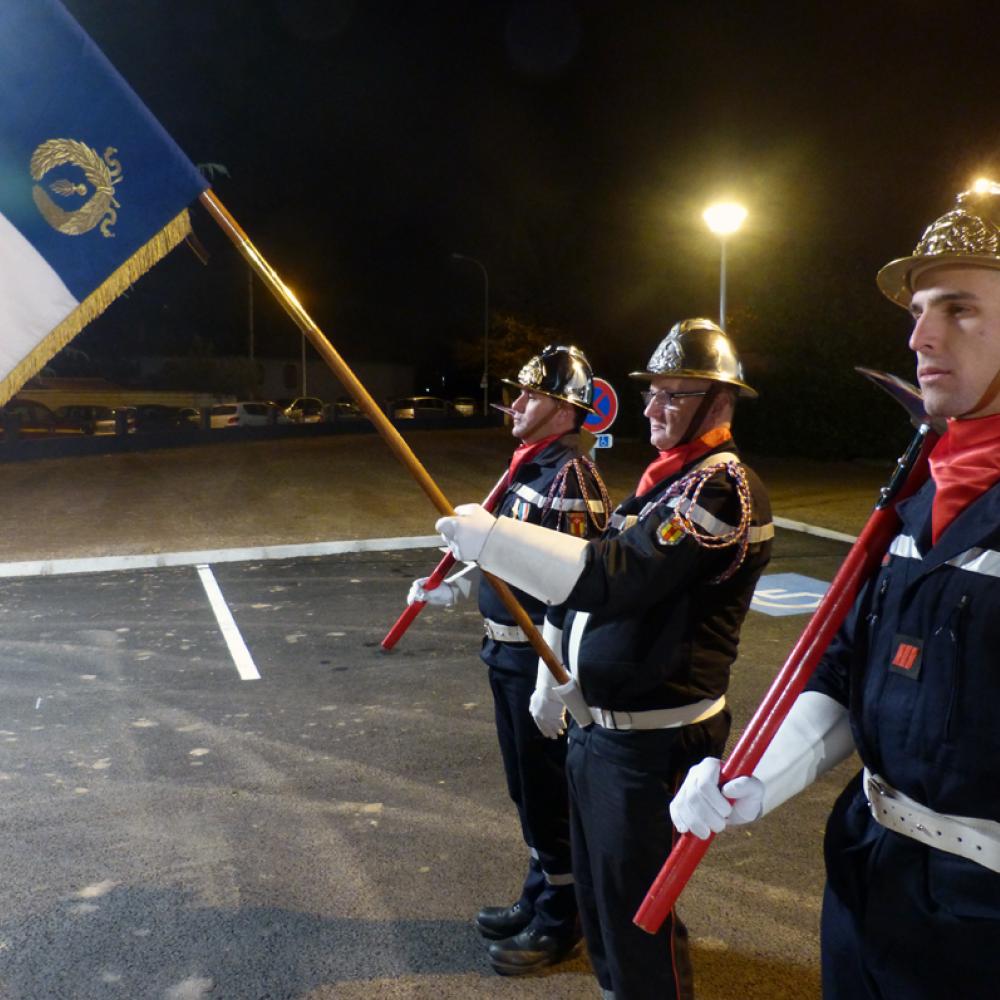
[[855, 367, 947, 436]]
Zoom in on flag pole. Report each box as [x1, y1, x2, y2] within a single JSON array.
[[197, 190, 571, 685]]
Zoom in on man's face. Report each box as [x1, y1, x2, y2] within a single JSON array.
[[909, 266, 1000, 418], [642, 376, 714, 451], [510, 389, 565, 442]]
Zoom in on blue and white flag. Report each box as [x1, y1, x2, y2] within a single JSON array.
[[0, 0, 208, 404]]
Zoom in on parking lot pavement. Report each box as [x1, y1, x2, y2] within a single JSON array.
[[0, 429, 889, 565], [0, 528, 854, 999]]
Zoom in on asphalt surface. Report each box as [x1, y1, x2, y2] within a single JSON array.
[[0, 430, 894, 999]]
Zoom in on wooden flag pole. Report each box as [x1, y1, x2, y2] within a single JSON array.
[[198, 190, 571, 685]]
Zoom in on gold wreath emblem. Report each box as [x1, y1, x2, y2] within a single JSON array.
[[31, 139, 123, 238]]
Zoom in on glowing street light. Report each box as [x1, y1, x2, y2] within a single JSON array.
[[703, 201, 747, 330], [972, 177, 1000, 195]]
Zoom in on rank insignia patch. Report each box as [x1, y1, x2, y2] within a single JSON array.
[[889, 634, 923, 680], [656, 516, 685, 547], [567, 512, 587, 537]]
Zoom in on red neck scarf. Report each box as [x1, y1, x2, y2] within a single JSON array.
[[635, 425, 733, 496], [509, 433, 562, 481], [929, 412, 1000, 544]]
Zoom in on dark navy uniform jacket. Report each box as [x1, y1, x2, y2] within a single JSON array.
[[806, 469, 1000, 997], [561, 440, 773, 712], [810, 474, 1000, 828], [478, 432, 607, 673]]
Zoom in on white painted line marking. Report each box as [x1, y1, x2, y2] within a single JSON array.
[[0, 520, 857, 582], [772, 516, 857, 545], [0, 535, 443, 579], [195, 564, 261, 681]]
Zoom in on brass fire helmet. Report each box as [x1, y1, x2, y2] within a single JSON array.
[[501, 344, 596, 414], [878, 185, 1000, 308], [629, 318, 757, 399]]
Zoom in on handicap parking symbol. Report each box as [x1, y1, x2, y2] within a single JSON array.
[[751, 573, 829, 617]]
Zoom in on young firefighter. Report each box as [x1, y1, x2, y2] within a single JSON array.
[[671, 186, 1000, 998]]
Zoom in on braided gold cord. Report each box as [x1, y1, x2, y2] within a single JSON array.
[[544, 456, 613, 533], [664, 461, 754, 583]]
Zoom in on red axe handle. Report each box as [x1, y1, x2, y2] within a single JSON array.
[[381, 470, 510, 651], [633, 427, 936, 933]]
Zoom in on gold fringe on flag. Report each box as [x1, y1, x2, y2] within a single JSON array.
[[0, 208, 193, 407]]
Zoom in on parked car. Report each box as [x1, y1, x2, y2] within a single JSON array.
[[53, 404, 136, 435], [390, 396, 450, 420], [209, 401, 281, 428], [452, 396, 477, 417], [1, 398, 57, 438], [135, 404, 200, 433], [324, 398, 364, 421], [278, 396, 325, 424]]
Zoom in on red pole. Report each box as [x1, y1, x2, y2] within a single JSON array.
[[381, 470, 509, 651], [633, 426, 936, 934]]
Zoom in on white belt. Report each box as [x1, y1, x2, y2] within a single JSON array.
[[863, 769, 1000, 874], [483, 618, 528, 643], [588, 696, 726, 732]]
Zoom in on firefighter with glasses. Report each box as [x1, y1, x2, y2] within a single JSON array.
[[436, 319, 773, 999], [409, 345, 610, 974]]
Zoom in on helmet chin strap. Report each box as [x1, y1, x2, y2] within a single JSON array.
[[677, 384, 722, 445], [961, 365, 1000, 418]]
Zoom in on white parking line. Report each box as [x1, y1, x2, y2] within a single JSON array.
[[196, 564, 261, 681], [0, 535, 443, 579]]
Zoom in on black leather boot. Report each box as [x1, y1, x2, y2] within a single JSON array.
[[475, 902, 532, 941], [488, 926, 583, 975]]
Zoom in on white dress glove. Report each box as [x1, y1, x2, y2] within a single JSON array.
[[407, 565, 478, 607], [670, 691, 854, 841], [670, 757, 764, 840], [530, 686, 566, 739], [436, 503, 497, 562], [408, 577, 457, 607], [530, 620, 566, 739]]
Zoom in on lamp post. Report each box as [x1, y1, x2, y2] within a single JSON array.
[[702, 202, 747, 330], [451, 253, 489, 415]]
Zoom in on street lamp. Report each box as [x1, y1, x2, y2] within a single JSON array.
[[702, 201, 747, 330], [451, 253, 489, 416]]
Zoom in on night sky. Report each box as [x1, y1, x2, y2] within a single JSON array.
[[55, 0, 1000, 447]]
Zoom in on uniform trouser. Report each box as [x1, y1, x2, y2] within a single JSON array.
[[821, 775, 1000, 999], [566, 714, 729, 1000], [487, 664, 578, 938]]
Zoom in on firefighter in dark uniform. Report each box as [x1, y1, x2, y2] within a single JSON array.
[[437, 320, 773, 999], [671, 186, 1000, 999], [409, 345, 611, 974]]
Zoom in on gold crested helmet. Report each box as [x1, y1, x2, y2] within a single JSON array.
[[500, 344, 596, 413], [877, 184, 1000, 307], [629, 318, 757, 399]]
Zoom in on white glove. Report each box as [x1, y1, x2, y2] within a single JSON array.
[[669, 757, 764, 840], [530, 620, 566, 739], [407, 565, 477, 607], [436, 503, 497, 562], [530, 686, 566, 739], [408, 577, 457, 607]]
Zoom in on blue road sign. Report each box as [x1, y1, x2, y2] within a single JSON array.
[[751, 573, 830, 617], [593, 433, 613, 449]]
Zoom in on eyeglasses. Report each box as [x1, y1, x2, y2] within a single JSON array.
[[640, 388, 710, 409]]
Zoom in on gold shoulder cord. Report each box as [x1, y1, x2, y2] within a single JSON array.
[[544, 456, 613, 532], [666, 461, 754, 583]]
